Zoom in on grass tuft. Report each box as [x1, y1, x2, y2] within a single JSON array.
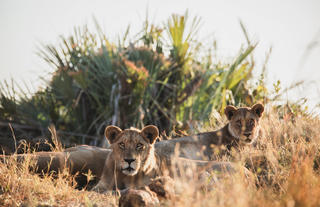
[[1, 109, 320, 206]]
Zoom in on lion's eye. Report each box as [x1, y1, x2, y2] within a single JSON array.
[[249, 119, 255, 126], [236, 120, 242, 127], [119, 142, 125, 150], [136, 143, 144, 151]]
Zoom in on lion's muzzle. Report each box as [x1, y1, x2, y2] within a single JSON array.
[[122, 158, 138, 176]]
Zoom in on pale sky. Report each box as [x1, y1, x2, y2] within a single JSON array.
[[1, 0, 320, 109]]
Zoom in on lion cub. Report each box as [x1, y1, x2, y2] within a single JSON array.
[[155, 103, 264, 160]]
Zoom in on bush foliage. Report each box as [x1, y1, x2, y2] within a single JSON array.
[[0, 12, 269, 146]]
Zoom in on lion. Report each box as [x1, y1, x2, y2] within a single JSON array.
[[0, 145, 111, 188], [92, 125, 161, 192], [155, 103, 264, 160], [92, 125, 244, 192]]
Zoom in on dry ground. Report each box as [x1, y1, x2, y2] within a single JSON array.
[[1, 109, 320, 207]]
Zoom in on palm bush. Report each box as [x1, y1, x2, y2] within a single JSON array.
[[0, 12, 268, 146]]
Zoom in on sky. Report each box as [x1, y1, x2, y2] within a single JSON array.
[[0, 0, 320, 109]]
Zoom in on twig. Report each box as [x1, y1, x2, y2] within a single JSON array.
[[48, 124, 63, 151], [8, 123, 17, 153]]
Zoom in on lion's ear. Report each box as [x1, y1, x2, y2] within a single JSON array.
[[224, 105, 237, 120], [105, 126, 122, 144], [251, 103, 264, 118], [141, 125, 159, 144]]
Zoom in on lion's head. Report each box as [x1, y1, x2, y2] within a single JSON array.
[[224, 103, 264, 145], [105, 125, 159, 176]]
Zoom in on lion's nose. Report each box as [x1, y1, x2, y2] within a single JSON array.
[[244, 132, 251, 137], [124, 159, 135, 164]]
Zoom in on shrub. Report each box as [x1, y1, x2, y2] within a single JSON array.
[[0, 12, 268, 146]]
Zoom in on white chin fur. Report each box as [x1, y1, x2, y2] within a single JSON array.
[[122, 169, 138, 176]]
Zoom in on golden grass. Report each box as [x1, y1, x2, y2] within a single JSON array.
[[1, 109, 320, 207]]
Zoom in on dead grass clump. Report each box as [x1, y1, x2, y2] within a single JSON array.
[[0, 155, 116, 206], [283, 157, 320, 207], [1, 109, 320, 206]]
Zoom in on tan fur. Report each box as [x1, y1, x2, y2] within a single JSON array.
[[93, 125, 161, 191], [93, 125, 245, 192], [119, 176, 174, 207], [119, 187, 159, 207], [147, 176, 175, 200], [155, 103, 264, 160], [0, 145, 111, 188]]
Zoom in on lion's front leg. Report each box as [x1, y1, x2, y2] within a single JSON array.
[[92, 179, 114, 193], [92, 159, 116, 193]]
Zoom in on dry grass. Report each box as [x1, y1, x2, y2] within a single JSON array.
[[1, 109, 320, 207]]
